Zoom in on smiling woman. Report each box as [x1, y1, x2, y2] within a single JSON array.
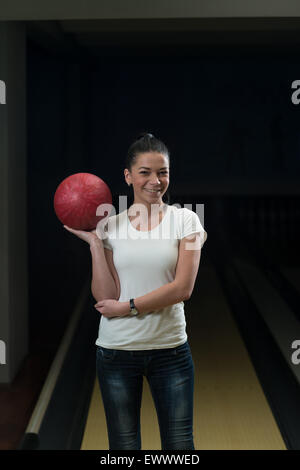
[[91, 132, 207, 450]]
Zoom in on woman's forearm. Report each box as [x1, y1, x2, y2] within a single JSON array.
[[133, 281, 188, 315], [90, 240, 117, 301]]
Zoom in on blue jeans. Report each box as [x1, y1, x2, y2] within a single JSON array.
[[96, 340, 195, 450]]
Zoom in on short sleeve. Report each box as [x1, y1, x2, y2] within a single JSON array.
[[179, 208, 207, 248]]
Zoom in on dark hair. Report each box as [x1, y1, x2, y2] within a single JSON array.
[[125, 132, 171, 204]]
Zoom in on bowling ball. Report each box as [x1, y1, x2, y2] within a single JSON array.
[[54, 173, 112, 230]]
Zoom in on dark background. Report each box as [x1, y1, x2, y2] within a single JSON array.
[[0, 14, 298, 450], [27, 33, 300, 355]]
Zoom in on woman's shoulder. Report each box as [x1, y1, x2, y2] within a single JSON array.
[[168, 204, 195, 218]]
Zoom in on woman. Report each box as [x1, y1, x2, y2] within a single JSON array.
[[64, 133, 207, 450]]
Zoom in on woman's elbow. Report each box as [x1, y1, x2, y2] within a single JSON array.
[[183, 291, 191, 301], [181, 288, 192, 301], [183, 283, 196, 300], [174, 281, 192, 301]]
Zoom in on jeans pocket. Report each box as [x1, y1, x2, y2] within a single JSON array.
[[97, 346, 116, 362]]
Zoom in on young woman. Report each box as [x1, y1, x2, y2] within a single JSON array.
[[64, 133, 207, 450]]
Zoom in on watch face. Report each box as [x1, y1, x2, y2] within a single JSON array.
[[129, 299, 138, 315]]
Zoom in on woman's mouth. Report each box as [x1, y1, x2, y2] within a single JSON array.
[[144, 188, 161, 193]]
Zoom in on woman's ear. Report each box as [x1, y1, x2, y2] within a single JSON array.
[[124, 169, 131, 186]]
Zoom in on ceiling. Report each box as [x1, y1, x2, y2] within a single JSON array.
[[26, 18, 300, 57]]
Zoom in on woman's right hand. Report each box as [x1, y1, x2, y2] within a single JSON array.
[[63, 225, 101, 246]]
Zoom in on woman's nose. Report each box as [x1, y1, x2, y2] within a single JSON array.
[[150, 175, 160, 185]]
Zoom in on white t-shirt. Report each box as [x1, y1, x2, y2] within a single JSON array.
[[95, 204, 207, 350]]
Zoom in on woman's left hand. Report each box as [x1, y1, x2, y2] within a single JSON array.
[[94, 299, 129, 318]]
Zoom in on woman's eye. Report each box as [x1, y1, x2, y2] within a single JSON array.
[[140, 171, 168, 175]]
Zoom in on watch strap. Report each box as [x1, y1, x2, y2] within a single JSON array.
[[129, 298, 139, 315]]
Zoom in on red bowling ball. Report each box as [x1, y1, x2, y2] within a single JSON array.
[[54, 173, 112, 230]]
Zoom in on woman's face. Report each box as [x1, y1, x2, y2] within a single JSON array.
[[124, 152, 170, 211]]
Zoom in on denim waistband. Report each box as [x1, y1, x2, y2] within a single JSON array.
[[97, 340, 188, 356]]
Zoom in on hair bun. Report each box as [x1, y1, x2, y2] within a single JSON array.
[[137, 132, 154, 140]]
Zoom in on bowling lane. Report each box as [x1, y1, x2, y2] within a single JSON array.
[[223, 195, 300, 449], [231, 196, 300, 383], [81, 255, 286, 450], [232, 257, 300, 385]]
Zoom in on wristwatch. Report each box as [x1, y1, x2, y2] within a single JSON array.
[[129, 298, 139, 316]]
